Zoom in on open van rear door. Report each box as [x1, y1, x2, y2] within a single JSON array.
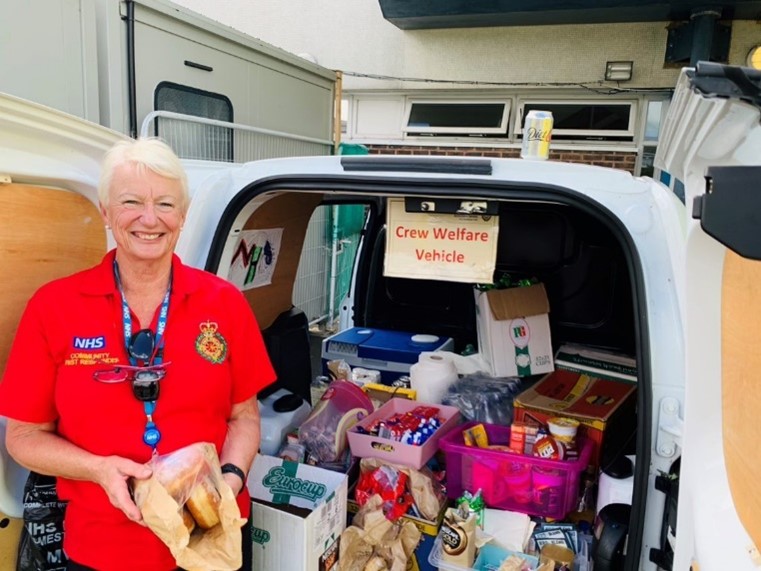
[[0, 93, 124, 564], [656, 63, 761, 570]]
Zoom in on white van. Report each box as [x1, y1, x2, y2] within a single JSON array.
[[0, 62, 759, 570]]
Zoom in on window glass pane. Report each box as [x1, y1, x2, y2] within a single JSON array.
[[156, 84, 232, 122], [644, 100, 663, 141], [155, 82, 233, 161], [640, 146, 657, 177], [408, 103, 505, 128], [341, 99, 348, 134], [522, 103, 631, 131]]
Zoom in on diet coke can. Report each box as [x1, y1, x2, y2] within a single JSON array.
[[521, 110, 553, 160]]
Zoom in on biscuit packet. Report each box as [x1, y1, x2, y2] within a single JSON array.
[[131, 442, 246, 571]]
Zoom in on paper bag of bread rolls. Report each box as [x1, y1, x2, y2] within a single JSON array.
[[131, 442, 246, 571]]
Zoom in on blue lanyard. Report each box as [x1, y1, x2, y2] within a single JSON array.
[[113, 260, 171, 451], [113, 260, 171, 366]]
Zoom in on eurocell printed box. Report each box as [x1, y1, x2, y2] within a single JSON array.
[[474, 283, 554, 378], [248, 455, 349, 571]]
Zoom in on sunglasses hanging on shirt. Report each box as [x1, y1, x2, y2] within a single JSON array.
[[109, 260, 172, 451], [129, 330, 162, 402]]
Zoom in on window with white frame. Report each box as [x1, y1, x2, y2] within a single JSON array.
[[403, 99, 511, 136], [515, 100, 637, 141], [155, 82, 234, 161], [640, 98, 671, 177]]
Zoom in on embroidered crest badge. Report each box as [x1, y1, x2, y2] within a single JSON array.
[[195, 320, 227, 364]]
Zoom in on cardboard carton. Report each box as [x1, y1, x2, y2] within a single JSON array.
[[474, 284, 554, 377], [248, 455, 349, 571], [513, 346, 637, 469]]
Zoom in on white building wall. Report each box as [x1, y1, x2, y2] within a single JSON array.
[[168, 0, 759, 91], [170, 0, 760, 173]]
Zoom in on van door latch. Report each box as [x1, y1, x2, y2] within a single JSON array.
[[656, 397, 683, 458]]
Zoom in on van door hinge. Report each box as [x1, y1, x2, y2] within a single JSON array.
[[0, 174, 11, 184], [656, 397, 683, 458]]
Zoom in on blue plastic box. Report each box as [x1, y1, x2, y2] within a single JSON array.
[[321, 327, 454, 383]]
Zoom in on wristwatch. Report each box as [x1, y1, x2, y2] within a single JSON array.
[[220, 463, 247, 494]]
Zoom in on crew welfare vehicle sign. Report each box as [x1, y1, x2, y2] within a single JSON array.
[[384, 198, 499, 283]]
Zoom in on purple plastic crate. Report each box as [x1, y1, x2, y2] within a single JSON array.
[[439, 421, 592, 519]]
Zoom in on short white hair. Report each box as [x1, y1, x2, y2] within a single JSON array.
[[98, 137, 189, 211]]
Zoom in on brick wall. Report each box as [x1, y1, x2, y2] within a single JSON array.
[[365, 144, 638, 174]]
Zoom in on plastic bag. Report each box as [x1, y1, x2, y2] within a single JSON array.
[[298, 380, 372, 464], [131, 442, 246, 571], [16, 472, 68, 571], [442, 373, 526, 425]]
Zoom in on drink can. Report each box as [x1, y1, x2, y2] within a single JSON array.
[[521, 110, 553, 160]]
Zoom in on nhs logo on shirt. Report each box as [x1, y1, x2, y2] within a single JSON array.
[[72, 336, 106, 350]]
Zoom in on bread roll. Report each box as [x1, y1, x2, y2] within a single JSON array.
[[186, 477, 222, 529], [158, 450, 204, 502]]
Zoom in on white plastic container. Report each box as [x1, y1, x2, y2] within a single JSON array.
[[258, 389, 312, 456]]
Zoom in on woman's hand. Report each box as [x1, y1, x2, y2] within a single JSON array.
[[95, 456, 153, 525], [6, 419, 155, 525]]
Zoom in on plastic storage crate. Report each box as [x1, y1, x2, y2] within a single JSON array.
[[428, 534, 540, 571], [439, 422, 592, 519], [347, 398, 461, 469]]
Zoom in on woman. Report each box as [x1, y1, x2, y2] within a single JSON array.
[[0, 138, 275, 570]]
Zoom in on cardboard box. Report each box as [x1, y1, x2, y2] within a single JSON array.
[[513, 351, 637, 469], [474, 284, 554, 378], [248, 455, 349, 571], [347, 491, 447, 571]]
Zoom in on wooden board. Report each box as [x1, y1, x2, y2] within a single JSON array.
[[0, 183, 106, 375], [722, 250, 761, 549], [0, 512, 22, 571], [241, 193, 323, 330]]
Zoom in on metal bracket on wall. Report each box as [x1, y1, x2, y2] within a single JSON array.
[[665, 18, 730, 64]]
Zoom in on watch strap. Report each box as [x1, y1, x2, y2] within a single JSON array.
[[220, 463, 246, 493]]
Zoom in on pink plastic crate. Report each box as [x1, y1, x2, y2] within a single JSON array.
[[439, 421, 592, 519], [347, 398, 461, 469]]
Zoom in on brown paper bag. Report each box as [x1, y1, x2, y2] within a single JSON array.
[[339, 495, 421, 571], [132, 442, 246, 571]]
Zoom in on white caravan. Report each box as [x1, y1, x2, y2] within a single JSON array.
[[0, 0, 337, 161], [0, 62, 759, 570]]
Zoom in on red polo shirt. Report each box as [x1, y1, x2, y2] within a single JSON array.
[[0, 250, 276, 570]]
